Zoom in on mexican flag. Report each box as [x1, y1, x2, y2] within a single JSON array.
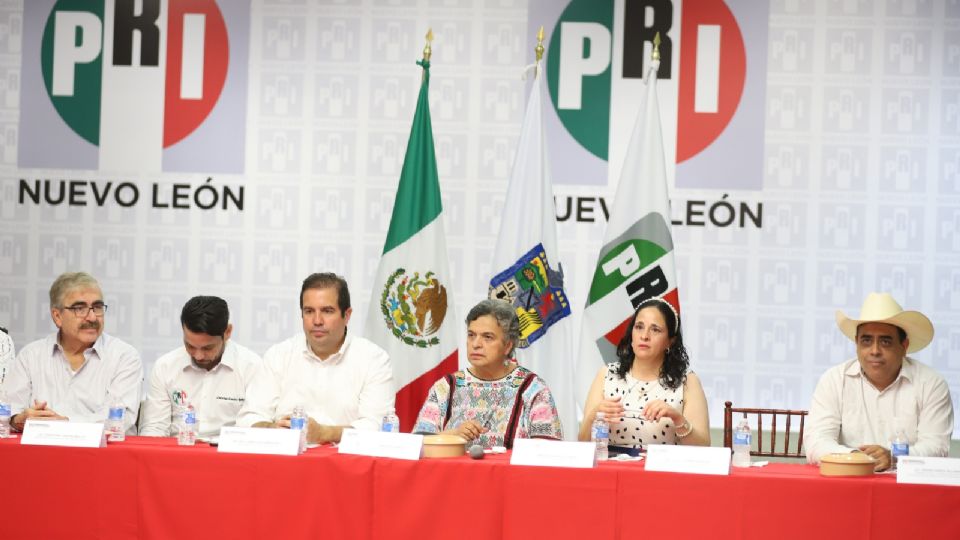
[[365, 59, 458, 432], [488, 62, 576, 438], [574, 58, 680, 408]]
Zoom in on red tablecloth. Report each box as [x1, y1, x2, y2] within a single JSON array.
[[3, 436, 958, 539]]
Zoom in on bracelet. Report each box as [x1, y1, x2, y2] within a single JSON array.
[[675, 418, 692, 438]]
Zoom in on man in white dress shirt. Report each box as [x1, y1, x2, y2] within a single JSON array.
[[237, 272, 394, 443], [4, 272, 142, 433], [140, 296, 262, 438], [804, 292, 954, 471]]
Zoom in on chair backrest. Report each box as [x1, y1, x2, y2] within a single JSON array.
[[723, 401, 808, 458]]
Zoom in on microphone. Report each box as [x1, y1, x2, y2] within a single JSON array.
[[468, 444, 485, 459]]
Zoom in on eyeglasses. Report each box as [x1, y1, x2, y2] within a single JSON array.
[[61, 304, 108, 317]]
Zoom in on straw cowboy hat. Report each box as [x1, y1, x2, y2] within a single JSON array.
[[835, 292, 934, 353]]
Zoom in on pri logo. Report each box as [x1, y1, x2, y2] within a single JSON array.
[[18, 0, 250, 173], [380, 269, 449, 348], [541, 0, 768, 189]]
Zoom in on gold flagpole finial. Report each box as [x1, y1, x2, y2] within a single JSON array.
[[652, 32, 661, 62], [422, 29, 434, 63], [535, 25, 545, 62]]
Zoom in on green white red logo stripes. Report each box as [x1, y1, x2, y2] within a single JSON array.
[[20, 0, 249, 173]]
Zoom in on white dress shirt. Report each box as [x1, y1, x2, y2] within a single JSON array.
[[237, 333, 394, 431], [2, 332, 143, 433], [140, 341, 263, 438], [804, 357, 954, 464], [0, 330, 13, 385]]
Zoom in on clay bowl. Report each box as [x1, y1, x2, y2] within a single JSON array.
[[422, 434, 467, 458], [820, 452, 876, 477]]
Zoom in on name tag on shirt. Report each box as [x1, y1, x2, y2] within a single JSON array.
[[217, 427, 301, 456], [897, 456, 960, 486], [20, 420, 107, 448], [510, 438, 596, 468], [645, 445, 732, 475], [338, 429, 423, 460]]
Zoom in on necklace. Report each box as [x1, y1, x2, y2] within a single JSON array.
[[625, 368, 656, 393], [621, 374, 654, 419]]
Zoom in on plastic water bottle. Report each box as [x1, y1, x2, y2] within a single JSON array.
[[0, 390, 11, 439], [732, 414, 752, 467], [591, 411, 609, 462], [105, 396, 125, 441], [890, 422, 909, 471], [290, 404, 308, 454], [381, 407, 400, 433], [177, 403, 197, 446]]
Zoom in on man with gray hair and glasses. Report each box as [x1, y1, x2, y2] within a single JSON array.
[[2, 272, 142, 433]]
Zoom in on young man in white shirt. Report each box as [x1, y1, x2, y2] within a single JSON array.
[[4, 272, 142, 433], [237, 272, 394, 443], [804, 292, 954, 471], [140, 296, 262, 438]]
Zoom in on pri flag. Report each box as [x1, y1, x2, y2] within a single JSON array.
[[365, 59, 458, 432], [488, 63, 576, 438], [574, 57, 680, 408]]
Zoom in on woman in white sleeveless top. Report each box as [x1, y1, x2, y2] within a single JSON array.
[[579, 298, 710, 455]]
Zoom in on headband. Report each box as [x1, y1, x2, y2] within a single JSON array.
[[646, 297, 679, 333]]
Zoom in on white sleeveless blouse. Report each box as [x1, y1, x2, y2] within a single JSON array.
[[603, 362, 687, 449]]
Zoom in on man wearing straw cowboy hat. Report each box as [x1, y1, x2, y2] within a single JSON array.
[[804, 292, 953, 471]]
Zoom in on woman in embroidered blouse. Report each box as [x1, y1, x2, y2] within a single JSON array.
[[579, 297, 710, 454], [413, 299, 563, 449]]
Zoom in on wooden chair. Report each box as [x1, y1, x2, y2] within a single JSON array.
[[723, 401, 808, 458]]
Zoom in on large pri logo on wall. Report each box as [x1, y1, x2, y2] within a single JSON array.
[[535, 0, 768, 190], [18, 0, 250, 174]]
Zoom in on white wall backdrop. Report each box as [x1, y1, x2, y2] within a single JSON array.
[[0, 0, 957, 436]]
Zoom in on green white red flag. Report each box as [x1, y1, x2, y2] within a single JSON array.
[[365, 60, 458, 431], [574, 58, 680, 408]]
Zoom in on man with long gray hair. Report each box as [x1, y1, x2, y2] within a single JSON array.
[[2, 272, 142, 434]]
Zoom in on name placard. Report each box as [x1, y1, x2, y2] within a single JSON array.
[[338, 429, 423, 460], [217, 427, 301, 456], [897, 456, 960, 486], [510, 439, 596, 468], [645, 445, 731, 476], [20, 420, 106, 448]]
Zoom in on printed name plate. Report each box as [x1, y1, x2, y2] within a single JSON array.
[[510, 439, 596, 468], [217, 427, 301, 456], [645, 444, 732, 475], [897, 457, 960, 486], [338, 429, 423, 460], [20, 420, 106, 448]]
